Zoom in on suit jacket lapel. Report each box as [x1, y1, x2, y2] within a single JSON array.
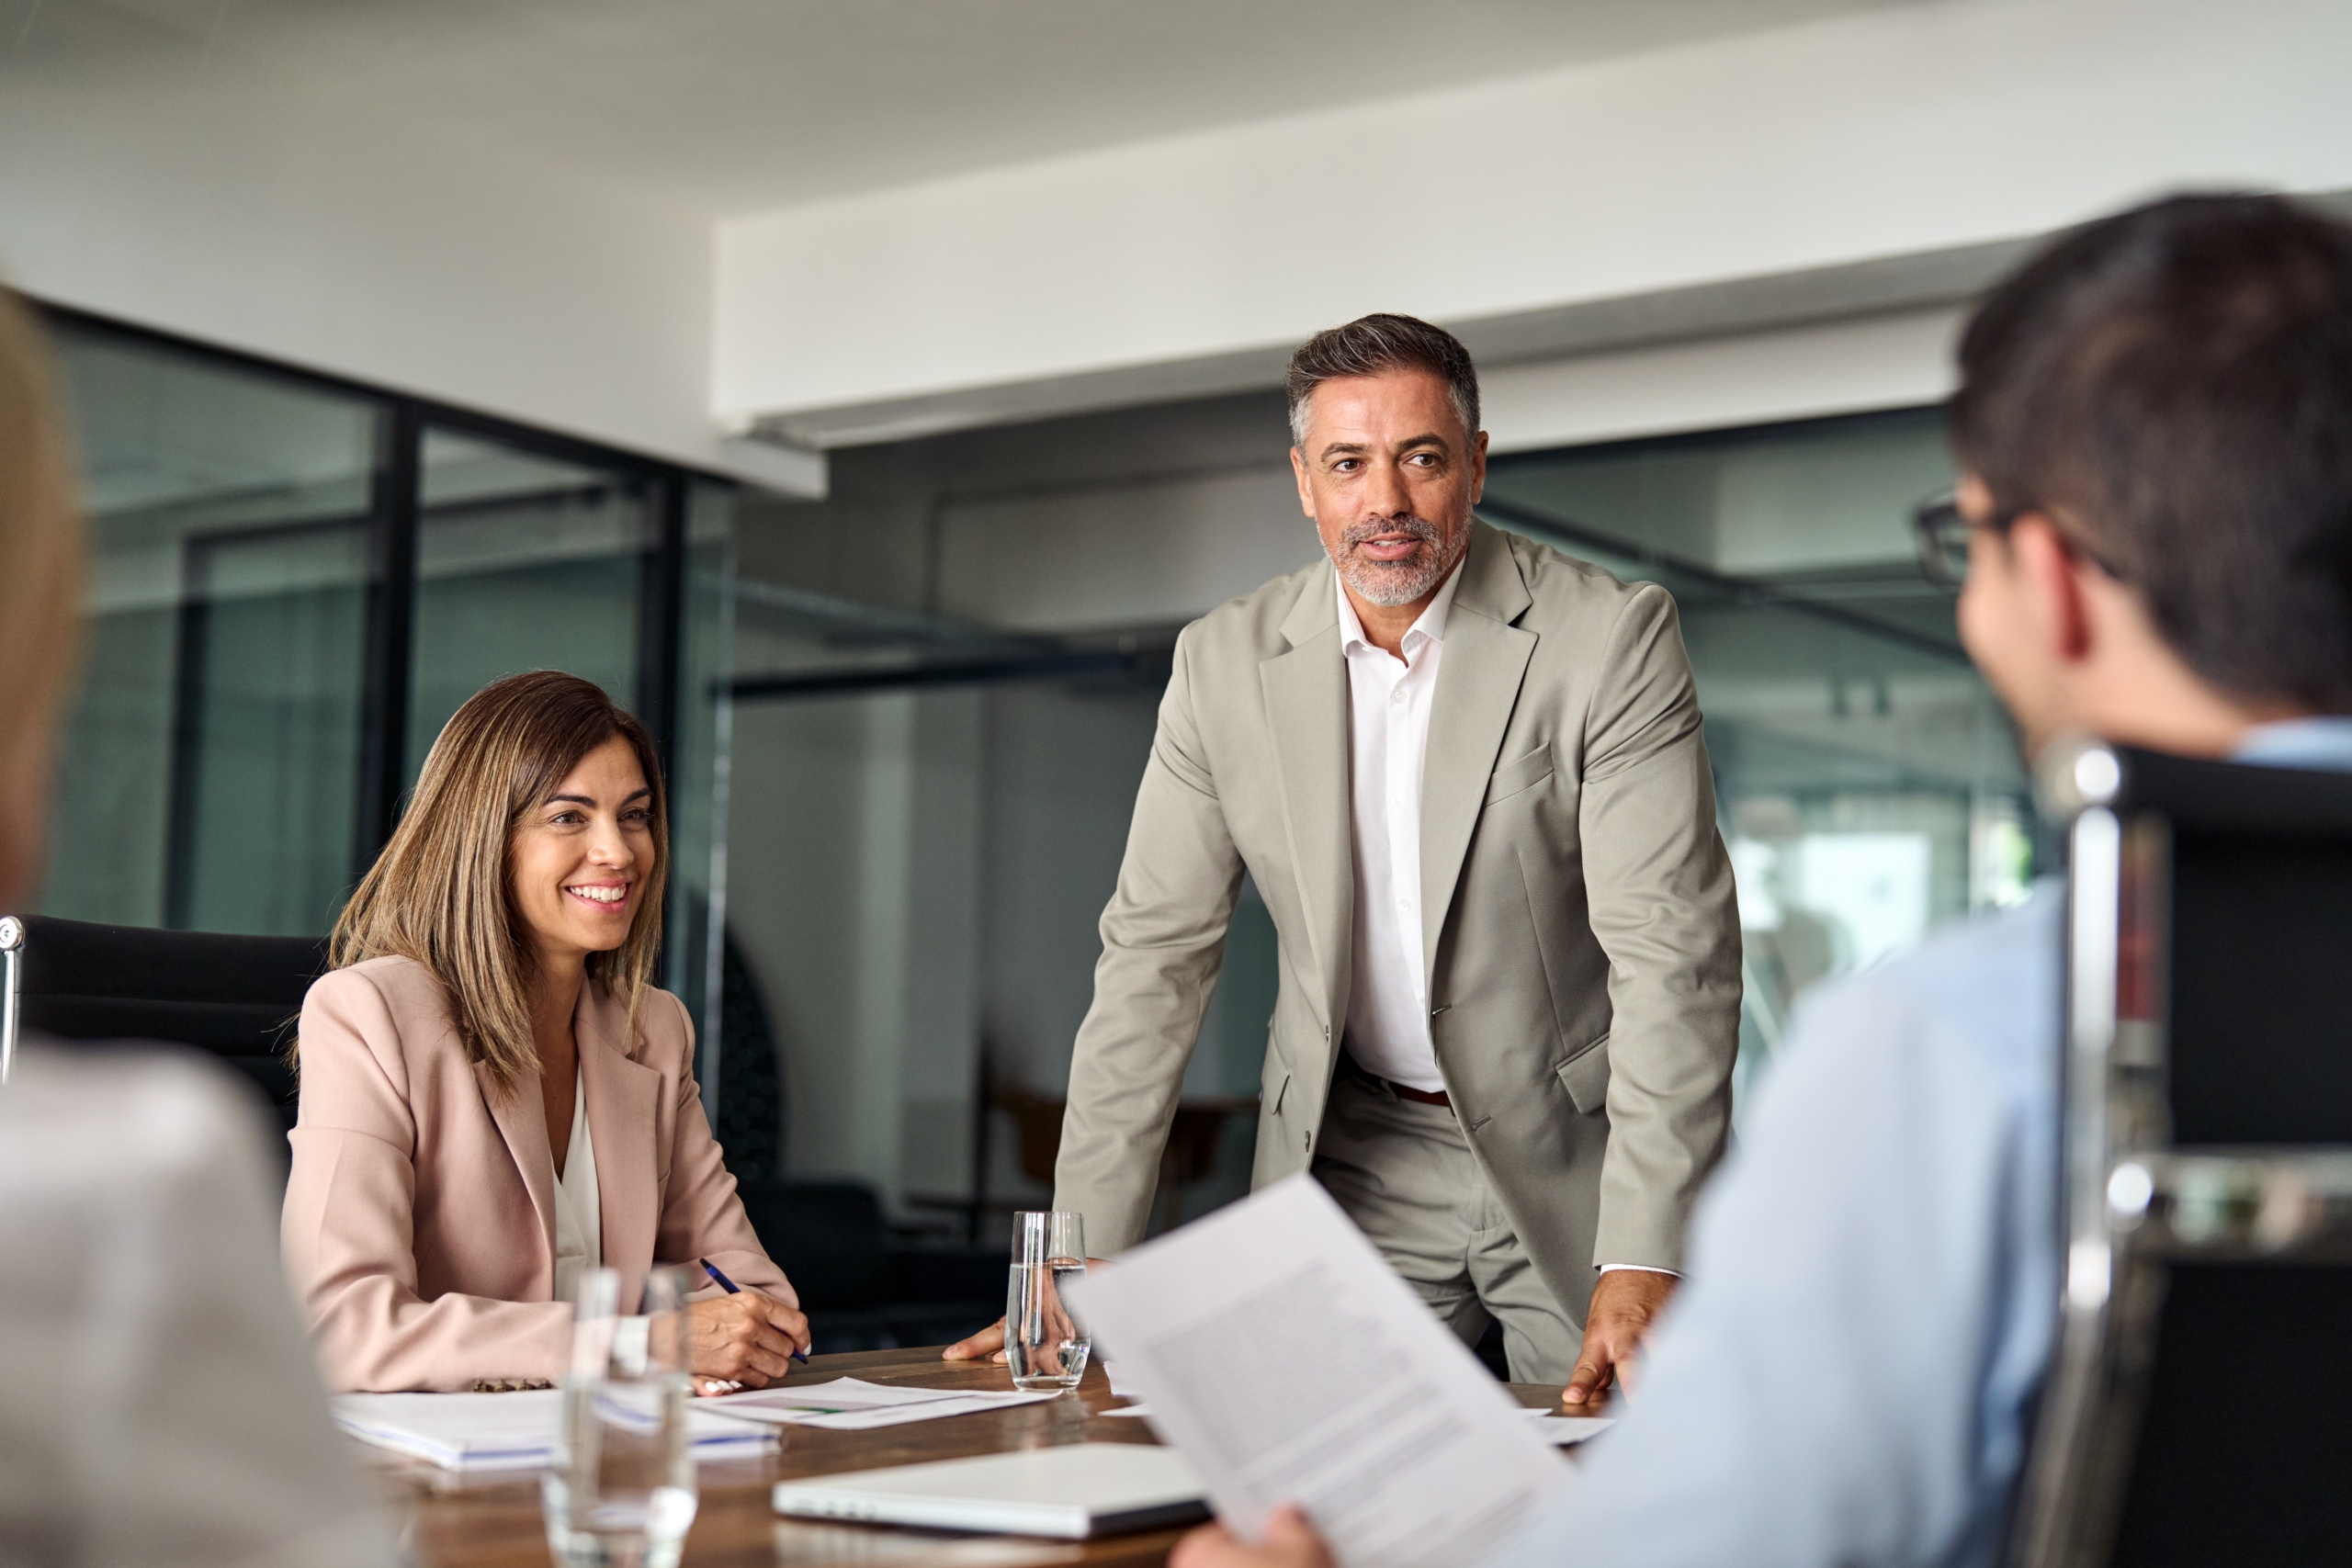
[[1261, 560, 1353, 1041], [481, 1058, 559, 1284], [578, 982, 662, 1311], [1421, 525, 1536, 985]]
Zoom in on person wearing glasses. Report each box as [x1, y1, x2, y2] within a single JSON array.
[[1171, 193, 2352, 1568], [281, 671, 809, 1393]]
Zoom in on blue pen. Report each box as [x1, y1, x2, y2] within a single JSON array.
[[701, 1256, 806, 1363]]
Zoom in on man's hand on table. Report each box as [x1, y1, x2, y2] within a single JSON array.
[[1170, 1505, 1336, 1568], [942, 1256, 1111, 1364], [1563, 1268, 1677, 1406], [686, 1292, 808, 1389]]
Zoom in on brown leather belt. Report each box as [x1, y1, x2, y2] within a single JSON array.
[[1341, 1053, 1452, 1109]]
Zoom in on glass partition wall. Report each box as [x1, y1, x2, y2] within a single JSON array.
[[1482, 407, 2034, 1113], [33, 309, 736, 1076], [51, 332, 379, 935], [712, 400, 2024, 1224]]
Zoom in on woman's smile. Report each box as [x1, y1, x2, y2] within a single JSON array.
[[561, 878, 632, 913]]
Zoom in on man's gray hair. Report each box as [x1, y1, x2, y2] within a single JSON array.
[[1285, 312, 1481, 452]]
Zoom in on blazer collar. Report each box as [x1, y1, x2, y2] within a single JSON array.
[[576, 981, 662, 1314], [1279, 556, 1340, 649], [1419, 525, 1539, 979], [1263, 559, 1351, 1041], [480, 980, 663, 1310], [1450, 519, 1533, 628], [481, 1056, 559, 1288]]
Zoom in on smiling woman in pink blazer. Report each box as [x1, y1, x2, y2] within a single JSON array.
[[282, 671, 807, 1393]]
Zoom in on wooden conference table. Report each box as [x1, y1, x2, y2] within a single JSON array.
[[372, 1344, 1582, 1568]]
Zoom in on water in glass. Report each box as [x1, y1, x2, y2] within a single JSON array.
[[1006, 1211, 1091, 1392], [543, 1268, 697, 1568]]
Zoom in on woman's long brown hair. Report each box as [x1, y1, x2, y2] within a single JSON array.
[[317, 671, 669, 1096]]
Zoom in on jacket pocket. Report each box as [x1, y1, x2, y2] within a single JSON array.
[[1483, 741, 1555, 806], [1261, 1034, 1292, 1118], [1555, 1033, 1611, 1115]]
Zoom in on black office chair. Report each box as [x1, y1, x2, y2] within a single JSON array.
[[0, 914, 328, 1138], [2007, 740, 2352, 1568], [732, 1179, 1006, 1354]]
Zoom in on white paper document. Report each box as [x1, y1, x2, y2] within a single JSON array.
[[331, 1390, 774, 1472], [707, 1378, 1062, 1430], [1065, 1175, 1570, 1568]]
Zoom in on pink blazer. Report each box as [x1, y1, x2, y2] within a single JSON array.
[[280, 955, 793, 1393]]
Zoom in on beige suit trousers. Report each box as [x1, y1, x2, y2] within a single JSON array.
[[1313, 1066, 1585, 1384]]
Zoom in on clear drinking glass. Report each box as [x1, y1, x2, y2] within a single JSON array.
[[1006, 1211, 1091, 1393], [543, 1267, 697, 1568]]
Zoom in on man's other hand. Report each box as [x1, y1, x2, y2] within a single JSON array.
[[1564, 1268, 1677, 1405], [1170, 1505, 1336, 1568], [943, 1256, 1112, 1364], [941, 1317, 1007, 1363]]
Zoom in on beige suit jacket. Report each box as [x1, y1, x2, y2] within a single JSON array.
[[1053, 522, 1741, 1315], [281, 956, 791, 1392]]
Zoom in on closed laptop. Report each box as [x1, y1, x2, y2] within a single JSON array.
[[771, 1442, 1206, 1539]]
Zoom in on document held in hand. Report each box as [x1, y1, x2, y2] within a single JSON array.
[[1064, 1175, 1570, 1568]]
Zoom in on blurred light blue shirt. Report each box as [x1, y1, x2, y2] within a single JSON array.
[[1494, 720, 2352, 1568]]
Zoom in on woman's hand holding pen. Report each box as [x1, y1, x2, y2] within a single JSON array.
[[685, 1292, 809, 1389]]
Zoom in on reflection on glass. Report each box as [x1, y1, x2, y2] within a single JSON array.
[[409, 429, 652, 774], [1486, 408, 2034, 1116], [668, 483, 735, 1070], [168, 522, 371, 931], [43, 325, 377, 933]]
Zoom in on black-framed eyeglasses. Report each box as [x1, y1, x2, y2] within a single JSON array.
[[1911, 491, 2020, 590], [1912, 491, 2123, 590]]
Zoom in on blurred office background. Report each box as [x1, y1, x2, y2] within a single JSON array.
[[6, 0, 2345, 1244]]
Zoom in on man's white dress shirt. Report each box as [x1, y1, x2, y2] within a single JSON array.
[[1338, 563, 1463, 1094]]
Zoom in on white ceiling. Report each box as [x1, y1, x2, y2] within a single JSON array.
[[24, 0, 1914, 214]]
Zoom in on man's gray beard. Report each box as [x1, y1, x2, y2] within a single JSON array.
[[1329, 515, 1463, 607]]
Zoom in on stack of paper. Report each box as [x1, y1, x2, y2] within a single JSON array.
[[707, 1378, 1062, 1431], [331, 1390, 774, 1472]]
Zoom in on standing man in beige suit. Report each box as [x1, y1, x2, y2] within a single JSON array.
[[951, 314, 1741, 1394]]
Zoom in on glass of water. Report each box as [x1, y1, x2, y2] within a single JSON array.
[[1006, 1211, 1091, 1393], [543, 1266, 697, 1568]]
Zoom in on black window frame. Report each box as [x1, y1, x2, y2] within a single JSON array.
[[37, 300, 721, 883]]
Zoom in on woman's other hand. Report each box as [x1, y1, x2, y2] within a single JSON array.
[[685, 1292, 808, 1387]]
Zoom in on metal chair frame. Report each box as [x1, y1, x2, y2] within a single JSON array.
[[2007, 740, 2352, 1567], [0, 915, 22, 1086]]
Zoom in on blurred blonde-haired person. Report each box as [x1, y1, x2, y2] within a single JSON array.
[[0, 286, 394, 1566], [283, 670, 807, 1392]]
